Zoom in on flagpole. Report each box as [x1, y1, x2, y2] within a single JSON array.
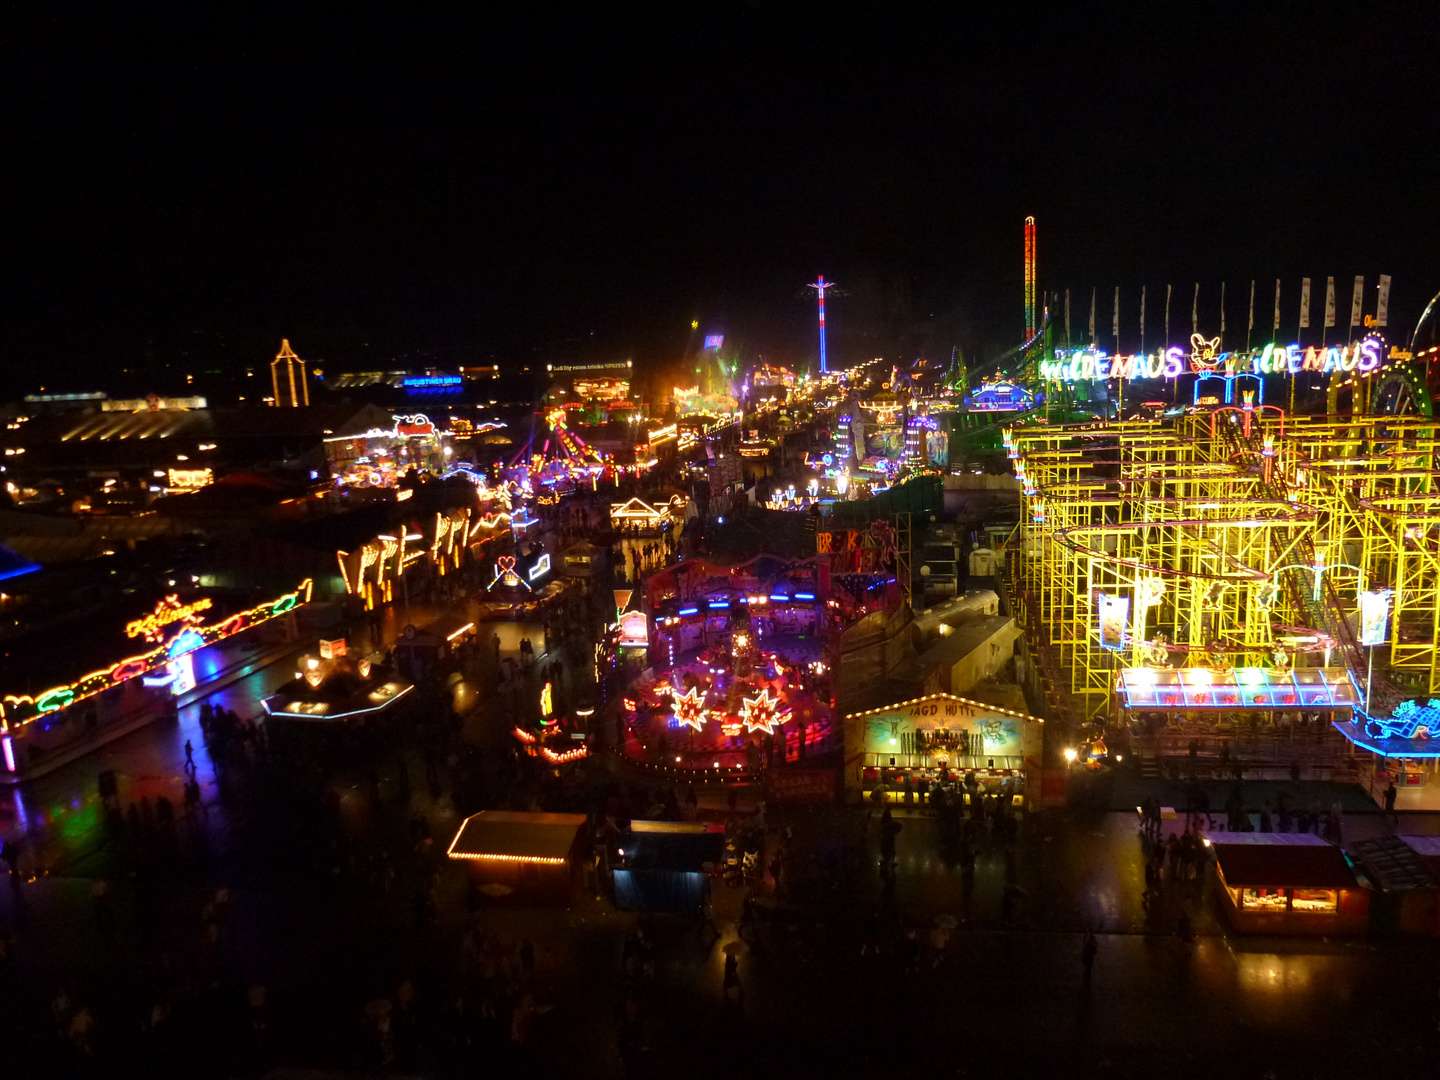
[[1247, 280, 1255, 351]]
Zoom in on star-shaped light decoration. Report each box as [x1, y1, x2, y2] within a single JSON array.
[[739, 689, 786, 735], [672, 685, 709, 732]]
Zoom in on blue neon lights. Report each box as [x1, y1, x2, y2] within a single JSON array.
[[794, 592, 815, 601], [402, 375, 462, 388], [1365, 698, 1440, 741], [677, 606, 699, 616], [769, 594, 789, 602], [707, 601, 730, 609], [167, 629, 205, 658]]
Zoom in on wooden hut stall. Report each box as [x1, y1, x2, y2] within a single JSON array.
[[1354, 834, 1440, 937], [1209, 832, 1369, 935], [446, 811, 588, 904]]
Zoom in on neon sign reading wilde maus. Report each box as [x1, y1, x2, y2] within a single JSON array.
[[1040, 335, 1383, 384]]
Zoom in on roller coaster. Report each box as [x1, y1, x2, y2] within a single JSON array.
[[1003, 297, 1440, 789]]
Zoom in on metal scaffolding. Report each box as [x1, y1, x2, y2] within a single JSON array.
[[1006, 411, 1440, 726]]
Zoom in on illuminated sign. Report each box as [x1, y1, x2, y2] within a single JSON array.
[[3, 580, 313, 728], [618, 610, 649, 648], [166, 467, 214, 491], [402, 375, 462, 389], [393, 413, 436, 437], [540, 681, 554, 718], [1359, 589, 1392, 646], [126, 596, 215, 642], [101, 395, 207, 412], [1040, 335, 1384, 384], [1098, 594, 1129, 651], [704, 335, 725, 351], [528, 553, 551, 582]]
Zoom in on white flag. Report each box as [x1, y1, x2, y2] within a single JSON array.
[[1299, 277, 1311, 328], [1324, 277, 1336, 328], [1112, 287, 1119, 339], [1165, 284, 1172, 344], [1088, 288, 1096, 340], [1248, 280, 1255, 331], [1220, 282, 1226, 333], [1377, 274, 1392, 327], [1139, 285, 1146, 337], [1350, 276, 1364, 327], [1192, 284, 1199, 335], [1273, 279, 1281, 332], [1065, 288, 1071, 340]]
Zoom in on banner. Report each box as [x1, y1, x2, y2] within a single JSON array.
[[1350, 276, 1364, 327], [1273, 279, 1281, 331], [1220, 281, 1226, 333], [1165, 284, 1172, 343], [1098, 593, 1129, 652], [769, 768, 835, 804], [1359, 589, 1392, 646], [1112, 287, 1119, 339], [1139, 285, 1146, 338], [1299, 277, 1311, 328], [1324, 276, 1336, 328], [1377, 274, 1392, 327]]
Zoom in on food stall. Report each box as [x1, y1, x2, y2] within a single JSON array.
[[1353, 834, 1440, 937], [446, 811, 589, 905], [612, 821, 726, 915], [261, 638, 413, 725], [844, 692, 1043, 809], [1209, 832, 1370, 935]]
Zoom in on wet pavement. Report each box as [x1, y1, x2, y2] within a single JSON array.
[[2, 594, 1440, 1076]]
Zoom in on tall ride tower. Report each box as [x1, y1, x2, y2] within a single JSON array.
[[270, 339, 310, 407], [1024, 216, 1037, 340], [806, 276, 836, 374]]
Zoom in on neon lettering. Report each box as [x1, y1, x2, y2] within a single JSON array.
[[1163, 348, 1184, 378], [1358, 339, 1381, 372]]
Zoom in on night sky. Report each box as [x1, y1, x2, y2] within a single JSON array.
[[4, 4, 1438, 396]]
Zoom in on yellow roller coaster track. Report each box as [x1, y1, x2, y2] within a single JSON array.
[[1006, 410, 1440, 725]]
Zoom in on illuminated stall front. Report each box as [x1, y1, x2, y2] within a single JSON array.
[[1, 579, 313, 781], [324, 412, 455, 488], [337, 505, 509, 612], [610, 495, 688, 535], [262, 636, 414, 724], [1116, 665, 1362, 776], [844, 692, 1043, 808], [1209, 832, 1370, 935]]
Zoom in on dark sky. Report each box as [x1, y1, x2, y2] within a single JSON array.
[[4, 3, 1438, 395]]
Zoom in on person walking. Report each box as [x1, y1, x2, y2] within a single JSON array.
[[878, 806, 900, 878], [184, 739, 196, 772], [1081, 929, 1098, 987], [1384, 780, 1399, 826]]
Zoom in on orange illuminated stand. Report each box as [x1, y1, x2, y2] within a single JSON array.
[[1208, 832, 1369, 936], [447, 811, 588, 904]]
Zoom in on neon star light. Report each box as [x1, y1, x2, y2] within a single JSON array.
[[672, 685, 709, 732], [739, 689, 787, 735]]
